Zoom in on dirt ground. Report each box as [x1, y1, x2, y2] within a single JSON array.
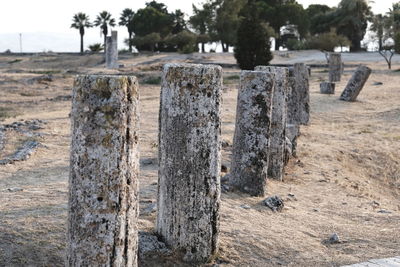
[[0, 51, 399, 266]]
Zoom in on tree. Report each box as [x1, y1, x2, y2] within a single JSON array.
[[119, 8, 135, 52], [370, 14, 386, 51], [306, 4, 334, 35], [334, 0, 372, 51], [94, 11, 116, 52], [234, 0, 273, 70], [256, 0, 308, 50], [132, 1, 174, 38], [172, 9, 187, 34], [215, 0, 246, 52], [132, 32, 161, 52], [71, 13, 92, 54], [165, 30, 198, 53], [189, 3, 215, 52], [306, 28, 350, 52]]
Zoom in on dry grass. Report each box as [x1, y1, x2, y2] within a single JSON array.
[[0, 52, 399, 266]]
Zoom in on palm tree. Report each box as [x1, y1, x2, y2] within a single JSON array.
[[94, 11, 116, 52], [119, 8, 135, 52], [71, 13, 92, 54]]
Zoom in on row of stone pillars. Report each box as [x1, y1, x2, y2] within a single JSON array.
[[67, 62, 310, 266]]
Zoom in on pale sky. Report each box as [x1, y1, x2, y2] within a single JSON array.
[[0, 0, 397, 52]]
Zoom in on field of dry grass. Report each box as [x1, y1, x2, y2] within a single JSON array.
[[0, 51, 399, 266]]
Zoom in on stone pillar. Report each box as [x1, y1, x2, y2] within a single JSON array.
[[340, 65, 372, 101], [157, 63, 222, 263], [230, 71, 275, 196], [320, 82, 335, 94], [67, 75, 139, 267], [106, 31, 118, 69], [255, 66, 288, 181], [329, 53, 342, 82], [287, 63, 310, 125]]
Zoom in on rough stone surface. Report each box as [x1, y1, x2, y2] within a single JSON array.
[[68, 75, 139, 267], [285, 124, 300, 158], [106, 31, 118, 69], [340, 65, 372, 101], [0, 140, 40, 165], [230, 71, 275, 196], [320, 82, 335, 94], [287, 63, 310, 125], [157, 63, 222, 263], [138, 231, 171, 260], [263, 196, 284, 212], [255, 66, 288, 181], [329, 53, 342, 82]]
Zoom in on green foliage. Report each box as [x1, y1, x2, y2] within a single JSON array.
[[88, 43, 104, 52], [132, 2, 173, 38], [94, 11, 116, 50], [164, 30, 198, 53], [71, 13, 92, 53], [215, 0, 246, 52], [306, 4, 334, 35], [132, 33, 161, 52], [306, 29, 350, 52], [234, 0, 273, 70], [119, 8, 135, 52], [394, 32, 400, 53], [189, 3, 215, 52], [334, 0, 372, 51], [286, 38, 307, 50]]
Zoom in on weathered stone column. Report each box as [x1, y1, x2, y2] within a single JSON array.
[[106, 31, 118, 69], [320, 82, 335, 94], [67, 75, 139, 267], [255, 66, 288, 181], [340, 65, 372, 101], [287, 63, 310, 125], [157, 63, 222, 263], [329, 53, 342, 82], [230, 71, 274, 196]]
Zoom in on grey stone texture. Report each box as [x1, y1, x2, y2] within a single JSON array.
[[320, 82, 336, 94], [340, 65, 372, 101], [68, 75, 139, 267], [157, 63, 222, 263], [287, 63, 310, 125], [329, 53, 342, 82], [255, 66, 289, 181], [106, 31, 118, 69], [230, 71, 275, 196]]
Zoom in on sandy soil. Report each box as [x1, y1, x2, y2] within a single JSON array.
[[0, 51, 399, 266]]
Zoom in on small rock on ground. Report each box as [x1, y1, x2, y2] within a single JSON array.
[[263, 196, 284, 212]]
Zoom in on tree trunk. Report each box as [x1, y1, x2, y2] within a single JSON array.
[[254, 66, 288, 181], [329, 53, 342, 82], [201, 42, 205, 53], [230, 71, 275, 196], [340, 65, 371, 101], [104, 35, 107, 53], [68, 75, 139, 267], [157, 63, 222, 263], [129, 32, 133, 53], [287, 63, 310, 125], [80, 33, 84, 54]]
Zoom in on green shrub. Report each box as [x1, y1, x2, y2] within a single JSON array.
[[394, 32, 400, 53], [143, 76, 161, 85], [234, 2, 273, 70], [306, 29, 350, 51], [286, 39, 307, 50], [88, 43, 104, 52]]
